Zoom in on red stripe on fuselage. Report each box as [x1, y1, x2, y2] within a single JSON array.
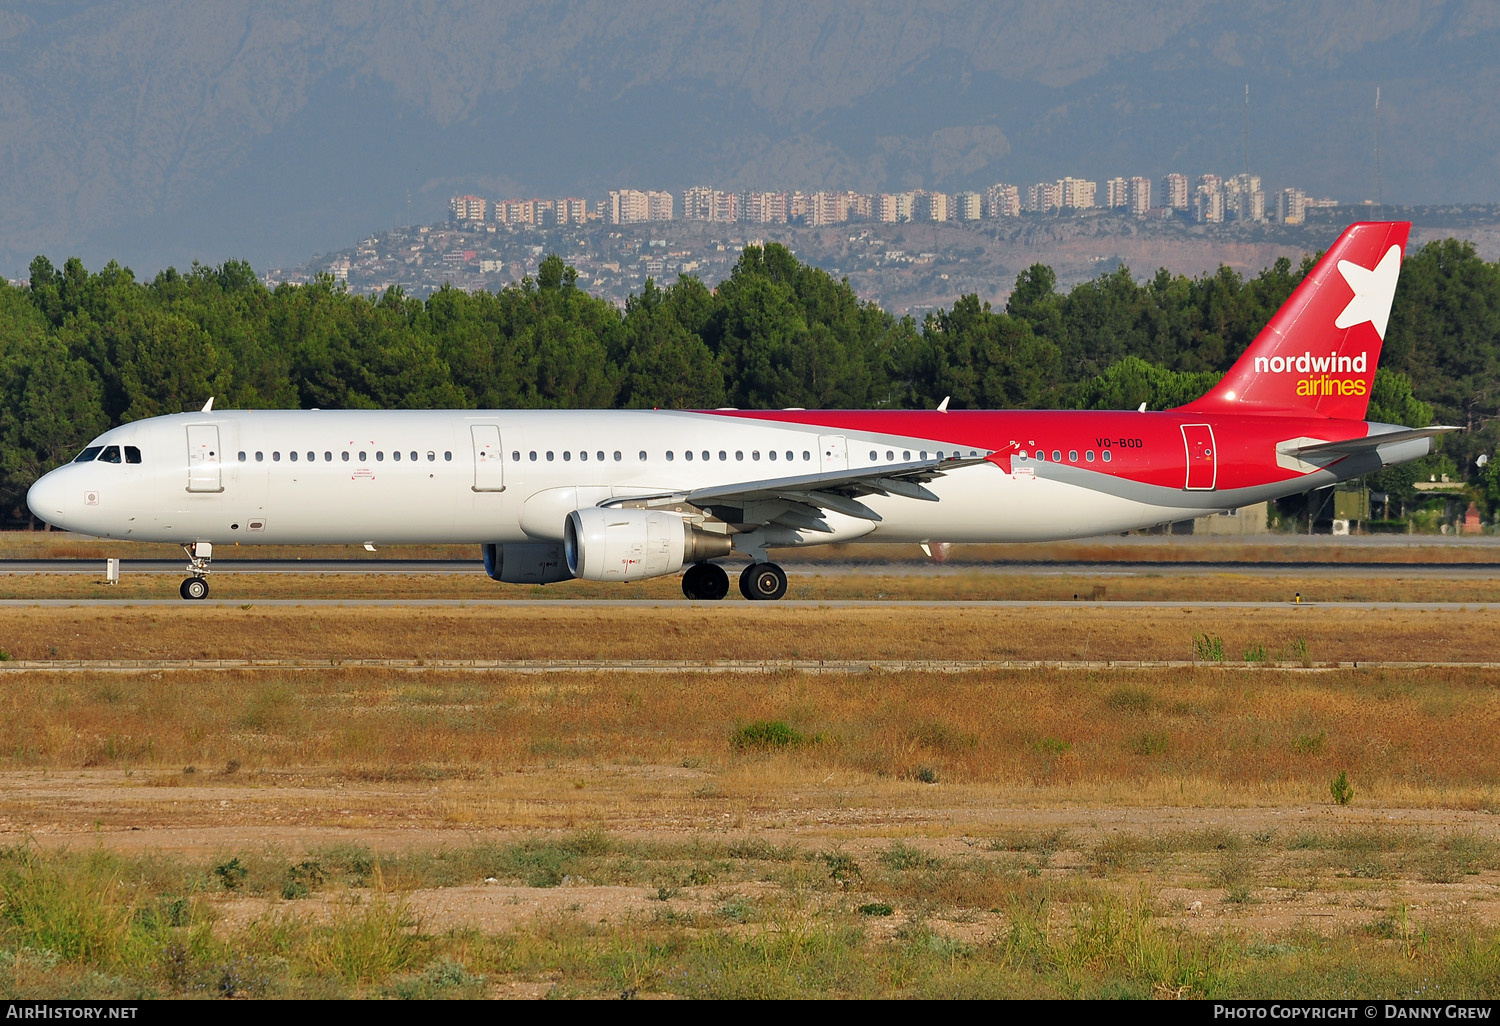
[[701, 409, 1369, 491]]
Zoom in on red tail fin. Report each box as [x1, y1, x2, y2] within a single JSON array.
[[1177, 221, 1410, 419]]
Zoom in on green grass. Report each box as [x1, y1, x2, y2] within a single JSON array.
[[2, 839, 1500, 998]]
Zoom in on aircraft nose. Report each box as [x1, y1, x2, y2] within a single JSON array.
[[26, 469, 71, 527]]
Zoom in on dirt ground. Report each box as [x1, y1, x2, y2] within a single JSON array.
[[6, 765, 1499, 941]]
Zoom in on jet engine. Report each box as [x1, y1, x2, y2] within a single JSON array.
[[482, 542, 573, 584], [564, 507, 731, 582]]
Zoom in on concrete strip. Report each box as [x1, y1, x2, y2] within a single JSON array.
[[2, 658, 1499, 674]]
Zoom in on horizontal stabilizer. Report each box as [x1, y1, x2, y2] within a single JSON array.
[[1283, 426, 1458, 457]]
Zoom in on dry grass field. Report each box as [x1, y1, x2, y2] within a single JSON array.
[[1, 596, 1499, 998], [2, 603, 1496, 663]]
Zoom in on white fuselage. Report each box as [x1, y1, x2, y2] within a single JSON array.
[[26, 409, 1226, 550]]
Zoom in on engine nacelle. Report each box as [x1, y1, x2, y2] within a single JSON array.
[[482, 542, 573, 584], [563, 507, 731, 582]]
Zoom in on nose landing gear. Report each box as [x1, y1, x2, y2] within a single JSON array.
[[179, 541, 212, 600]]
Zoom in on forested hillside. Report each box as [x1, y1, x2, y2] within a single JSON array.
[[2, 240, 1497, 524]]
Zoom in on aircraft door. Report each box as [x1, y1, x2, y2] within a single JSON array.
[[471, 424, 505, 492], [1181, 424, 1217, 490], [185, 424, 223, 493], [818, 434, 849, 473]]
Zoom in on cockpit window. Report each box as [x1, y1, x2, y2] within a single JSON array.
[[124, 446, 141, 464], [98, 446, 122, 464], [73, 446, 103, 463]]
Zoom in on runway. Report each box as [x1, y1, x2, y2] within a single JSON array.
[[4, 558, 1499, 577]]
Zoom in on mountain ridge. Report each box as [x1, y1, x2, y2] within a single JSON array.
[[3, 1, 1498, 274]]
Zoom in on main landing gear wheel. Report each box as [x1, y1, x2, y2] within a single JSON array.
[[682, 562, 730, 601], [739, 562, 788, 601], [180, 577, 209, 600]]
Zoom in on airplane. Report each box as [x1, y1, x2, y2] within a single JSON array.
[[26, 221, 1454, 601]]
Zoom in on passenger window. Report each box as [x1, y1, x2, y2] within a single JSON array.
[[429, 452, 437, 462], [530, 451, 537, 461], [684, 450, 693, 461], [444, 452, 451, 461], [869, 450, 877, 460], [1103, 450, 1112, 463], [124, 446, 142, 464], [376, 451, 384, 461], [1085, 451, 1095, 462], [1068, 450, 1078, 462], [410, 451, 418, 461], [358, 451, 366, 461], [638, 451, 647, 461], [1035, 451, 1044, 461], [736, 451, 744, 461], [100, 446, 122, 463], [886, 450, 894, 461], [1052, 450, 1061, 462], [785, 451, 793, 461], [903, 450, 911, 461], [238, 451, 247, 462], [614, 451, 622, 462], [511, 451, 519, 461], [719, 451, 727, 461], [768, 450, 777, 461], [597, 451, 605, 462], [545, 452, 553, 462], [752, 451, 760, 461], [73, 446, 103, 463], [1018, 451, 1028, 460], [341, 451, 350, 462], [290, 451, 298, 462], [579, 450, 587, 461], [703, 451, 710, 461], [919, 451, 927, 460], [392, 451, 400, 461], [255, 452, 264, 462], [564, 451, 572, 461], [324, 452, 332, 461], [273, 452, 281, 462], [666, 451, 675, 461], [802, 451, 810, 461]]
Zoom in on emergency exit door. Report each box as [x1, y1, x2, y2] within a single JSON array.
[[471, 424, 505, 492], [819, 434, 849, 472], [186, 424, 223, 493], [1181, 424, 1217, 490]]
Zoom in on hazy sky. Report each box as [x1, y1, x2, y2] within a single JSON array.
[[2, 0, 1497, 276]]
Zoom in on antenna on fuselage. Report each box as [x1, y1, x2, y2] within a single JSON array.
[[1137, 402, 1147, 413], [201, 397, 214, 412], [936, 396, 950, 412]]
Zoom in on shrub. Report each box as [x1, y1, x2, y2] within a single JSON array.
[[1131, 732, 1170, 757], [730, 720, 804, 751], [820, 852, 862, 890], [214, 858, 248, 891], [1331, 770, 1354, 806], [1105, 687, 1153, 713]]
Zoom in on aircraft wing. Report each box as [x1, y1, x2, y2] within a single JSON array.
[[1283, 426, 1458, 458], [603, 456, 990, 531]]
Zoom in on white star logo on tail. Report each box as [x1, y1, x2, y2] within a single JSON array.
[[1335, 244, 1402, 340]]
